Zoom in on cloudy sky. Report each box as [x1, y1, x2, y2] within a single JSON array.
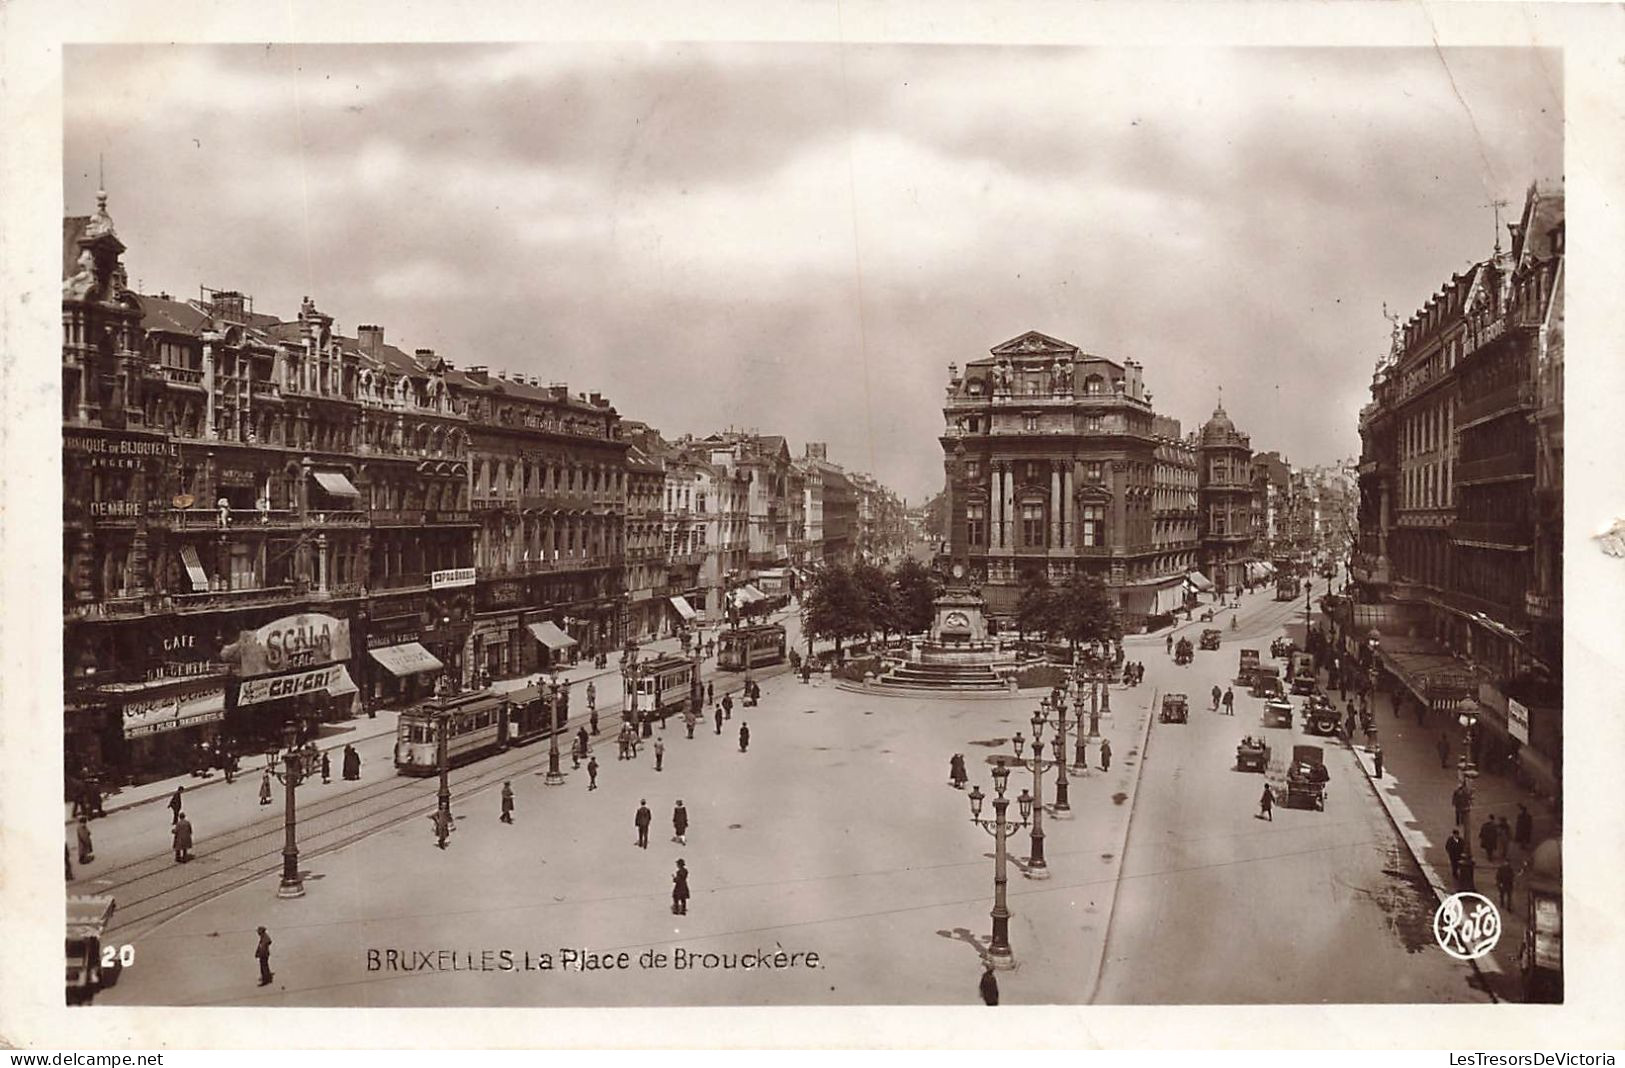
[[64, 44, 1561, 502]]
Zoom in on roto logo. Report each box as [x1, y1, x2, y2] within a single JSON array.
[[1433, 892, 1502, 960]]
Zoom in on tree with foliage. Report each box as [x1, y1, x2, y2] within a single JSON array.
[[1053, 571, 1121, 657], [1015, 570, 1061, 645], [800, 563, 869, 658], [852, 561, 899, 643], [891, 558, 942, 636]]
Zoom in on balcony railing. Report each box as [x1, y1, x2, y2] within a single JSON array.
[[309, 510, 368, 527], [1457, 381, 1533, 428], [170, 507, 301, 530], [1450, 519, 1531, 548], [1454, 453, 1534, 485], [171, 584, 298, 612], [158, 365, 205, 387]]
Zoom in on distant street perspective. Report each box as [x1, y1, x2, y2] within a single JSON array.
[[59, 44, 1563, 1008]]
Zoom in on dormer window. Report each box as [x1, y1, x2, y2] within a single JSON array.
[[1083, 374, 1104, 396], [967, 380, 984, 396]]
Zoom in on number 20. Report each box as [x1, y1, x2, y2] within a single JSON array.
[[101, 944, 135, 967]]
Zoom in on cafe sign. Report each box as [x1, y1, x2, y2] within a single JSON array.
[[235, 613, 351, 676], [123, 685, 226, 738]]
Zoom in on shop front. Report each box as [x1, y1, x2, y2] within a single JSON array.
[[526, 617, 579, 669], [475, 576, 536, 681], [226, 611, 360, 751], [363, 616, 443, 711], [78, 676, 229, 785]]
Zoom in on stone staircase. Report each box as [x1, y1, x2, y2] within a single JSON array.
[[879, 661, 1010, 692]]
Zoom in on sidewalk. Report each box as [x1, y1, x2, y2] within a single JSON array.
[[1340, 673, 1558, 1000], [69, 606, 801, 825]]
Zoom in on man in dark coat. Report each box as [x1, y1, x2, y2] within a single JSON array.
[[1258, 784, 1274, 821], [722, 693, 734, 721], [654, 738, 666, 772], [586, 756, 599, 791], [173, 812, 193, 862], [1098, 737, 1111, 772], [1444, 828, 1465, 882], [260, 770, 273, 805], [738, 722, 750, 753], [255, 926, 274, 986], [321, 751, 331, 784], [170, 785, 185, 825], [1452, 783, 1471, 832], [1479, 816, 1499, 860], [714, 705, 724, 736], [634, 800, 652, 848], [1514, 804, 1533, 851], [707, 681, 714, 706], [1211, 685, 1222, 711], [76, 817, 94, 864], [979, 960, 999, 1006], [672, 800, 688, 845], [500, 781, 515, 824], [1496, 858, 1516, 909], [1222, 687, 1234, 715], [671, 859, 690, 915]]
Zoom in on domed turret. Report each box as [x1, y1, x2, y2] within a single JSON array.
[[1201, 403, 1239, 446]]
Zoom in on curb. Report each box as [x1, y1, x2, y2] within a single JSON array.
[[1346, 742, 1502, 1001], [1084, 680, 1160, 1005]]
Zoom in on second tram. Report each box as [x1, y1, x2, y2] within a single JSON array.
[[717, 623, 788, 671], [394, 683, 567, 775], [626, 654, 701, 724]]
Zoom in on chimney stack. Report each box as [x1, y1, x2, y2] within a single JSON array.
[[465, 365, 489, 384], [357, 325, 384, 355]]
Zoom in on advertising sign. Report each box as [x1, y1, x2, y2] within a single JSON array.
[[431, 567, 477, 589], [1508, 698, 1531, 744], [238, 664, 353, 706], [122, 685, 226, 738], [236, 613, 351, 676]]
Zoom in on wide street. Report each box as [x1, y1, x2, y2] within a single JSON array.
[[1096, 582, 1489, 1004]]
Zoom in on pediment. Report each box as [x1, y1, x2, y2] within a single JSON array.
[[989, 330, 1079, 358]]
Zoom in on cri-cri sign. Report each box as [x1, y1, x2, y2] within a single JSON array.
[[236, 613, 352, 676]]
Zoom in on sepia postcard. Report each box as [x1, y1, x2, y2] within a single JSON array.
[[3, 0, 1623, 1051]]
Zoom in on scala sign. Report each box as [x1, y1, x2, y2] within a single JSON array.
[[236, 613, 352, 676]]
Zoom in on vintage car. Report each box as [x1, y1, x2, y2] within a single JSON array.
[[1251, 665, 1284, 700], [67, 894, 121, 1004], [1290, 651, 1315, 682], [1303, 696, 1342, 736], [1237, 648, 1261, 687], [1199, 628, 1222, 652], [1291, 673, 1319, 697], [1262, 696, 1294, 729], [1236, 736, 1270, 772], [1284, 744, 1330, 810], [1160, 693, 1189, 724], [1174, 637, 1194, 665]]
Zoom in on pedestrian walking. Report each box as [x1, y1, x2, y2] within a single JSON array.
[[321, 752, 331, 784], [1496, 857, 1516, 909], [343, 744, 360, 781], [586, 681, 596, 714], [590, 708, 600, 736], [587, 756, 599, 791], [1445, 829, 1465, 882], [672, 800, 688, 845], [172, 812, 193, 862], [1211, 684, 1222, 711], [76, 817, 94, 865], [1258, 784, 1274, 822], [707, 681, 714, 706], [635, 800, 652, 849], [739, 722, 750, 753], [170, 785, 185, 825], [671, 859, 690, 915], [1166, 633, 1173, 656], [1514, 804, 1533, 852], [617, 726, 630, 761], [1479, 816, 1498, 861], [714, 706, 724, 736], [722, 693, 734, 721], [1373, 744, 1384, 779], [1437, 732, 1451, 769], [1496, 816, 1513, 860], [685, 709, 697, 739], [654, 738, 665, 772], [1222, 687, 1234, 715], [1452, 783, 1471, 829], [1099, 737, 1111, 772], [255, 926, 274, 986], [949, 753, 967, 789], [259, 770, 273, 806], [979, 960, 1000, 1006]]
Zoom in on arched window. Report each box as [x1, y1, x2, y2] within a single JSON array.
[[1084, 374, 1105, 396]]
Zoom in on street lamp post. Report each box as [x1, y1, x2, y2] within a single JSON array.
[[966, 759, 1031, 969], [273, 722, 306, 898], [1457, 703, 1480, 850], [1011, 713, 1049, 878], [435, 711, 452, 848], [545, 678, 566, 784], [1072, 680, 1090, 774], [1046, 698, 1071, 817]]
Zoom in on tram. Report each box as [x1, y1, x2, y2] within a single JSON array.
[[394, 683, 567, 776], [717, 623, 788, 671], [626, 654, 700, 723]]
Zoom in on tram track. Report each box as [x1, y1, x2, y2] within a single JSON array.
[[100, 657, 799, 943]]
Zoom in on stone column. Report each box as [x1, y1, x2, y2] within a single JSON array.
[[1062, 467, 1073, 548], [1001, 463, 1015, 550], [990, 465, 1002, 548], [1053, 464, 1066, 546]]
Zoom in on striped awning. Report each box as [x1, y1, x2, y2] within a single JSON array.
[[179, 544, 209, 593], [527, 621, 578, 651], [668, 595, 698, 621], [367, 642, 444, 677], [1186, 571, 1214, 593], [312, 471, 360, 498]]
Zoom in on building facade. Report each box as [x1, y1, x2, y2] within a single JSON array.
[[1196, 404, 1256, 596]]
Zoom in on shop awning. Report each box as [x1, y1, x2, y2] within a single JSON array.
[[527, 620, 578, 651], [1186, 571, 1214, 593], [668, 595, 698, 621], [368, 642, 444, 677], [1152, 583, 1186, 616], [1119, 589, 1155, 617], [122, 684, 227, 739], [179, 544, 209, 593], [237, 664, 357, 706], [312, 471, 361, 498]]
